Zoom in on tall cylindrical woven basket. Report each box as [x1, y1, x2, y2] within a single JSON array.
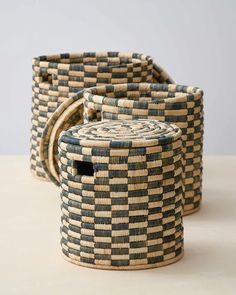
[[82, 84, 204, 215], [36, 53, 174, 182], [59, 119, 184, 270]]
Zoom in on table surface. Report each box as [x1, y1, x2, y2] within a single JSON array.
[[0, 156, 236, 295]]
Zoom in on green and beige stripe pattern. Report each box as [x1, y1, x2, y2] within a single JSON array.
[[59, 119, 184, 269]]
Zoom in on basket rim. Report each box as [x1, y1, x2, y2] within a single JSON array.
[[83, 83, 204, 108], [32, 51, 153, 70]]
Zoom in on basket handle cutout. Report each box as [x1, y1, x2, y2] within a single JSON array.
[[72, 160, 94, 176], [35, 70, 53, 84]]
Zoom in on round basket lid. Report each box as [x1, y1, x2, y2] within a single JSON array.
[[60, 119, 182, 149]]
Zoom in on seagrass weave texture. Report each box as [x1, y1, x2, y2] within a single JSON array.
[[31, 52, 153, 180], [82, 84, 204, 215], [35, 53, 174, 183], [59, 119, 184, 270]]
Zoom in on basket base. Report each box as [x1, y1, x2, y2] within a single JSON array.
[[31, 170, 50, 182], [61, 250, 184, 271], [183, 205, 201, 216]]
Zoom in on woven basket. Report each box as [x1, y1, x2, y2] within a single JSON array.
[[83, 83, 204, 215], [59, 119, 184, 270], [36, 52, 174, 182], [46, 83, 203, 214]]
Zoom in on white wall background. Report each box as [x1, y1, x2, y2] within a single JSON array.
[[0, 0, 235, 155]]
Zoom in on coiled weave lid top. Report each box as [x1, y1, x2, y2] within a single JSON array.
[[59, 119, 182, 149]]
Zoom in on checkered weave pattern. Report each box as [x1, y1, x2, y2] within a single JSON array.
[[59, 119, 183, 270], [83, 83, 204, 215], [31, 52, 153, 180], [35, 52, 174, 183]]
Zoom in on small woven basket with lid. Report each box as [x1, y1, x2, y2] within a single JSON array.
[[59, 119, 184, 270]]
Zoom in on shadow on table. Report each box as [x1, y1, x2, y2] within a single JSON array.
[[185, 185, 236, 222]]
